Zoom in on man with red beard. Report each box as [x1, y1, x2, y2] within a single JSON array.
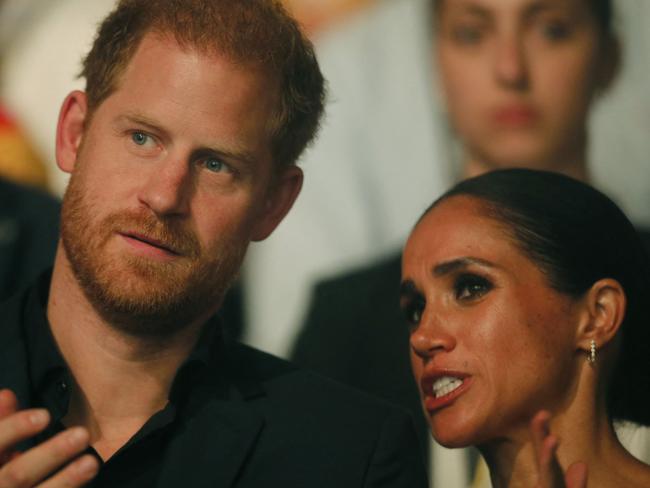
[[0, 1, 426, 487]]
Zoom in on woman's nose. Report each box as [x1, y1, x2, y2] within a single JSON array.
[[493, 35, 529, 90], [410, 312, 457, 359]]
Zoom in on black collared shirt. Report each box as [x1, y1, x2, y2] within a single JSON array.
[[1, 274, 431, 488], [21, 272, 222, 487]]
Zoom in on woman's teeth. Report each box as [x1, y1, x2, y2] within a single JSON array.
[[432, 376, 463, 398]]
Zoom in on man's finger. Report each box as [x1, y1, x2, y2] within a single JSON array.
[[0, 427, 90, 487], [0, 410, 50, 456], [0, 391, 18, 420], [38, 454, 99, 488]]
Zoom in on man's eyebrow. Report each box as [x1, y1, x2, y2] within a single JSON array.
[[117, 113, 166, 135], [116, 113, 257, 166], [432, 257, 498, 277]]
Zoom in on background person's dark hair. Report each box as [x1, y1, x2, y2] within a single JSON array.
[[423, 168, 650, 426], [81, 0, 325, 169]]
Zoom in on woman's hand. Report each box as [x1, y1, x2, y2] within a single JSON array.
[[530, 410, 588, 488]]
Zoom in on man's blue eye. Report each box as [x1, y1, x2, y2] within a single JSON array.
[[205, 158, 225, 172], [131, 132, 149, 146]]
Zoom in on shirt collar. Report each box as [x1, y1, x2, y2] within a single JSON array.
[[24, 270, 67, 397], [23, 270, 223, 405]]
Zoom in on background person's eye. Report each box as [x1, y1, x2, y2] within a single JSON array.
[[541, 20, 571, 41], [452, 24, 485, 45], [454, 273, 492, 301]]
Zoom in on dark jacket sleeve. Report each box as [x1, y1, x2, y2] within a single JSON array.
[[363, 409, 428, 487]]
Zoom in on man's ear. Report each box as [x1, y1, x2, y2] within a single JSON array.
[[575, 278, 626, 354], [56, 90, 89, 174], [251, 165, 303, 242]]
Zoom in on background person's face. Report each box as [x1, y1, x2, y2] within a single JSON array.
[[435, 0, 607, 173], [59, 33, 283, 335], [401, 196, 582, 447]]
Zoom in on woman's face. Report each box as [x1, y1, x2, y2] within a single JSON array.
[[401, 196, 583, 447], [435, 0, 609, 172]]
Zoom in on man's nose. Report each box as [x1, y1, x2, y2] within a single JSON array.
[[137, 156, 193, 217], [493, 34, 529, 90]]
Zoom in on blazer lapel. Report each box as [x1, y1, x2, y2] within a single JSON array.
[[157, 394, 264, 488]]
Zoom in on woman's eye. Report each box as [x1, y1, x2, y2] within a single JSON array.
[[540, 21, 571, 41], [451, 25, 485, 45], [454, 274, 492, 301], [402, 299, 425, 327]]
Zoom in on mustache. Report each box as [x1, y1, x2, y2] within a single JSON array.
[[103, 211, 201, 258]]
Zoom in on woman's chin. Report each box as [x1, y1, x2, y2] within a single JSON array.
[[430, 422, 479, 449]]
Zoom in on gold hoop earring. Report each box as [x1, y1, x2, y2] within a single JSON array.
[[587, 340, 597, 364]]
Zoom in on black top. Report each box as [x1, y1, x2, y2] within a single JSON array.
[[23, 273, 218, 486], [0, 273, 428, 488]]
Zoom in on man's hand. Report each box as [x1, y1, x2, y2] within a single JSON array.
[[530, 410, 587, 488], [0, 389, 99, 487]]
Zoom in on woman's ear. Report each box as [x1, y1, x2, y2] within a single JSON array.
[[575, 278, 626, 355], [595, 36, 621, 95], [56, 90, 89, 174]]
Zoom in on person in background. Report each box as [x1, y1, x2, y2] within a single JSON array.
[[0, 103, 60, 300], [282, 0, 376, 36], [242, 0, 650, 361], [0, 1, 427, 486], [292, 0, 650, 485], [403, 168, 650, 488]]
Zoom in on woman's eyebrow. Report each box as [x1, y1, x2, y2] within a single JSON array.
[[454, 2, 492, 20], [432, 257, 498, 277]]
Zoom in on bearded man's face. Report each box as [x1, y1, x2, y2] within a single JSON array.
[[58, 34, 292, 336]]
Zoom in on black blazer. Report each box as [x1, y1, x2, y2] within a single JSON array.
[[291, 254, 427, 455], [0, 290, 428, 488]]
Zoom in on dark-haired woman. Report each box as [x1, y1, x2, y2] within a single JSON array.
[[402, 168, 650, 487], [434, 0, 619, 180]]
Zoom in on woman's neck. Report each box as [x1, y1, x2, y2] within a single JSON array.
[[462, 147, 590, 183], [478, 403, 650, 488]]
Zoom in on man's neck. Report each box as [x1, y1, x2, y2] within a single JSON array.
[[46, 246, 206, 459]]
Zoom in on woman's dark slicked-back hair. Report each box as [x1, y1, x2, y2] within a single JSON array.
[[425, 169, 650, 425]]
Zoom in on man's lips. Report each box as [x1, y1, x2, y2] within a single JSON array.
[[119, 232, 181, 256]]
